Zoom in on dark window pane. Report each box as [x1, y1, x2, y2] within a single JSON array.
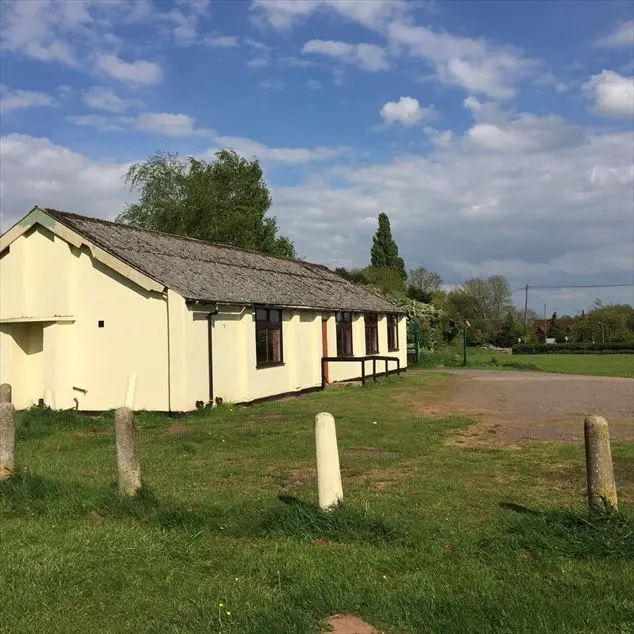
[[270, 328, 281, 362], [270, 309, 281, 323], [256, 329, 268, 364], [256, 308, 267, 322]]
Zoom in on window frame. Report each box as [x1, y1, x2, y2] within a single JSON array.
[[364, 313, 379, 355], [387, 314, 399, 352], [336, 311, 354, 357], [255, 307, 284, 368]]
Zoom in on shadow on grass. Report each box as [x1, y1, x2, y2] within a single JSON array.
[[480, 502, 634, 560], [257, 494, 399, 543], [0, 472, 399, 544]]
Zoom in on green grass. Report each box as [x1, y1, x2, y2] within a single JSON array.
[[419, 347, 634, 378], [1, 373, 633, 633]]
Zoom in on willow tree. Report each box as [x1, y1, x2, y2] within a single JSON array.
[[117, 150, 295, 258]]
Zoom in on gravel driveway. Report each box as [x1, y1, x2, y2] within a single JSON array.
[[421, 369, 634, 444]]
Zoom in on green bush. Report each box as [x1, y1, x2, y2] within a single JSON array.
[[512, 342, 634, 355]]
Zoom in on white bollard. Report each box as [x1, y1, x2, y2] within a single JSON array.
[[584, 415, 618, 514], [124, 373, 137, 409], [115, 406, 142, 496], [315, 412, 343, 510], [43, 389, 55, 409], [0, 383, 11, 404], [0, 403, 16, 481]]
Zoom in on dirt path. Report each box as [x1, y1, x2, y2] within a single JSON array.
[[418, 369, 634, 445]]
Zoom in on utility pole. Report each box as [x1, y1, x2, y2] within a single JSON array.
[[543, 304, 547, 342], [523, 284, 529, 342]]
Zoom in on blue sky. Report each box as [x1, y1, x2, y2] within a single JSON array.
[[1, 0, 633, 315]]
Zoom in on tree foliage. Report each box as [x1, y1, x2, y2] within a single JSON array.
[[370, 213, 406, 280], [117, 150, 295, 258], [407, 267, 443, 303], [447, 275, 512, 320]]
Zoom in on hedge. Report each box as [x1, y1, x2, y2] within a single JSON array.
[[512, 342, 634, 355]]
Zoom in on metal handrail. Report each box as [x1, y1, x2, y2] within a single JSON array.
[[321, 355, 401, 389]]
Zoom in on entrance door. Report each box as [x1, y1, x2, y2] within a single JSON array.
[[11, 322, 45, 408], [321, 318, 329, 383]]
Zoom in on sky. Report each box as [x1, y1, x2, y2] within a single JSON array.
[[1, 0, 633, 316]]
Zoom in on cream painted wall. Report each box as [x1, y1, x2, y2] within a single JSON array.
[[0, 226, 169, 411], [0, 222, 408, 411]]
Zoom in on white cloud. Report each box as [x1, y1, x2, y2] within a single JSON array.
[[247, 56, 270, 68], [68, 112, 213, 137], [95, 53, 163, 85], [306, 79, 323, 91], [250, 0, 409, 30], [205, 35, 239, 48], [380, 96, 436, 125], [82, 86, 143, 113], [209, 136, 345, 164], [250, 0, 322, 29], [463, 97, 585, 152], [0, 86, 56, 112], [303, 39, 389, 71], [0, 0, 78, 65], [387, 21, 536, 99], [0, 134, 130, 231], [583, 70, 634, 118], [595, 20, 634, 48]]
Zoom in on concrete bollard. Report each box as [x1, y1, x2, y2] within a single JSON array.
[[115, 406, 142, 496], [584, 415, 618, 514], [0, 383, 11, 404], [315, 412, 343, 510], [124, 373, 137, 409], [0, 403, 16, 481], [43, 389, 55, 409]]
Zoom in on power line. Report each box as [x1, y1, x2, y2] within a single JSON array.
[[511, 283, 633, 293]]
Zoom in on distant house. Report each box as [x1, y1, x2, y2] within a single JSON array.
[[0, 207, 406, 412]]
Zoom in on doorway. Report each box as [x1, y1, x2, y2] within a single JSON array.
[[10, 322, 45, 407], [321, 317, 329, 383]]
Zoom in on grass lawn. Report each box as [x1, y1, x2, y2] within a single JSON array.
[[420, 347, 634, 378], [1, 371, 633, 633]]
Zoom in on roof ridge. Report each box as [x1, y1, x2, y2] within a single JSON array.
[[42, 206, 320, 267]]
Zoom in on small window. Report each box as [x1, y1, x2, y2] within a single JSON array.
[[255, 307, 283, 367], [387, 314, 399, 351], [365, 313, 378, 355], [336, 312, 353, 357], [98, 320, 105, 328]]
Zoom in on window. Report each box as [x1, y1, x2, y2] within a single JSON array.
[[255, 307, 283, 367], [365, 313, 378, 354], [336, 312, 353, 356], [387, 314, 399, 351]]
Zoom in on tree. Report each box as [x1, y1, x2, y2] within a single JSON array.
[[496, 311, 522, 347], [488, 275, 512, 319], [548, 312, 565, 343], [117, 150, 295, 258], [363, 266, 406, 295], [447, 275, 512, 321], [407, 267, 443, 303], [370, 212, 406, 280]]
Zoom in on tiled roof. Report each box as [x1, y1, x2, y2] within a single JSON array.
[[43, 208, 404, 313]]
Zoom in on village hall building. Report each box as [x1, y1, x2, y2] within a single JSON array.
[[0, 207, 407, 412]]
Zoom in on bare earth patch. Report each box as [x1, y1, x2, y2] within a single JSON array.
[[413, 370, 634, 446], [322, 614, 382, 634], [167, 425, 193, 436]]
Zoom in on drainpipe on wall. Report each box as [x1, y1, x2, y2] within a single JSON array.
[[207, 305, 219, 407], [165, 293, 172, 415]]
